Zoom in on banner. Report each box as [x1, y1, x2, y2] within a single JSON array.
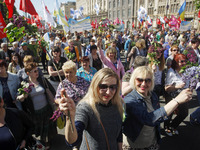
[[68, 16, 92, 33], [0, 11, 7, 39], [179, 21, 193, 32]]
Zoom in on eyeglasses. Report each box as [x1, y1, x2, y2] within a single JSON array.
[[30, 69, 38, 73], [172, 49, 179, 52], [98, 84, 118, 91], [136, 78, 152, 84]]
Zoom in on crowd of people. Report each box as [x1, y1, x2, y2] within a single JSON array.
[[0, 27, 200, 150]]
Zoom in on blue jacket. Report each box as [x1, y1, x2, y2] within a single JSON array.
[[123, 90, 167, 143], [124, 39, 131, 51]]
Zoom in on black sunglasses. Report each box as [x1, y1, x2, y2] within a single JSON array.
[[53, 50, 60, 53], [98, 84, 118, 91], [136, 78, 152, 84]]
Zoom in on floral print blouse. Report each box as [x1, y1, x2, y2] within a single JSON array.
[[76, 66, 97, 82], [55, 76, 90, 104]]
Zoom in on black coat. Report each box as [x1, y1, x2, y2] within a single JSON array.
[[5, 108, 33, 147], [21, 77, 56, 115]]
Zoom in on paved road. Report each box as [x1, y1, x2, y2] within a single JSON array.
[[40, 63, 200, 150]]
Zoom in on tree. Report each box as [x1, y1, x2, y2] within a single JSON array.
[[195, 0, 200, 10]]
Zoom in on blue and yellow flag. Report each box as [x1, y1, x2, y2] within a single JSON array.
[[178, 0, 186, 21], [54, 0, 70, 32]]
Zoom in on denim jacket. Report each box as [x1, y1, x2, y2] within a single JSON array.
[[0, 72, 21, 109], [123, 90, 167, 143]]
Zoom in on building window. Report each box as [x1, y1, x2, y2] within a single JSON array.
[[113, 0, 115, 7], [117, 10, 120, 18], [189, 2, 192, 12], [109, 12, 112, 18], [113, 11, 115, 18], [186, 2, 189, 12], [122, 0, 125, 6], [128, 8, 131, 17], [109, 1, 111, 8], [128, 0, 130, 4], [193, 2, 195, 12], [117, 0, 120, 6], [122, 9, 125, 17]]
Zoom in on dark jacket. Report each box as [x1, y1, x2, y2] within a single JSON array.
[[123, 90, 167, 143], [5, 108, 33, 147], [0, 49, 14, 61], [21, 77, 56, 115]]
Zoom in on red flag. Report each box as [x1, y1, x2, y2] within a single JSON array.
[[177, 17, 181, 24], [198, 10, 200, 18], [3, 0, 15, 18], [156, 18, 161, 25], [19, 0, 38, 16], [162, 24, 165, 30], [65, 15, 68, 21], [132, 22, 134, 28], [164, 16, 169, 24], [0, 11, 7, 39]]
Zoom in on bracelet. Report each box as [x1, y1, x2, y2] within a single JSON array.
[[173, 99, 180, 105]]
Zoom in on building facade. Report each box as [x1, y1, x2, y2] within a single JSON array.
[[108, 0, 198, 29], [60, 2, 76, 19], [76, 0, 108, 21], [76, 0, 198, 29]]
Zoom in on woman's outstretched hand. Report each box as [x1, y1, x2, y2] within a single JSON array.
[[58, 88, 76, 119]]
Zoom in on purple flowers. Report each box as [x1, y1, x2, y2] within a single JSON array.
[[50, 108, 63, 121], [182, 66, 200, 90], [18, 81, 34, 95], [148, 42, 165, 65]]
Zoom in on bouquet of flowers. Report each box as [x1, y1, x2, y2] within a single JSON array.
[[180, 46, 198, 73], [182, 66, 200, 90], [65, 48, 75, 60], [18, 81, 34, 95], [148, 42, 165, 65]]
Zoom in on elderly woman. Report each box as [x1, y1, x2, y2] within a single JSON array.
[[11, 41, 20, 53], [48, 46, 67, 90], [0, 43, 13, 62], [55, 60, 90, 105], [98, 41, 125, 80], [17, 62, 57, 149], [58, 68, 123, 150], [88, 45, 103, 71], [127, 39, 146, 69], [123, 66, 192, 149], [164, 54, 189, 136], [76, 56, 97, 82], [0, 59, 21, 109], [0, 97, 33, 150]]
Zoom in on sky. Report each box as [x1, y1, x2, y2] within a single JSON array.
[[14, 0, 76, 18]]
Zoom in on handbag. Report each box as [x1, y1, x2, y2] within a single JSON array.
[[42, 77, 57, 111], [85, 119, 110, 150]]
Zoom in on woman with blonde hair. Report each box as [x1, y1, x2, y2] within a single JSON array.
[[127, 39, 147, 69], [123, 66, 192, 149], [98, 40, 125, 80], [55, 60, 90, 105], [58, 68, 123, 150]]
